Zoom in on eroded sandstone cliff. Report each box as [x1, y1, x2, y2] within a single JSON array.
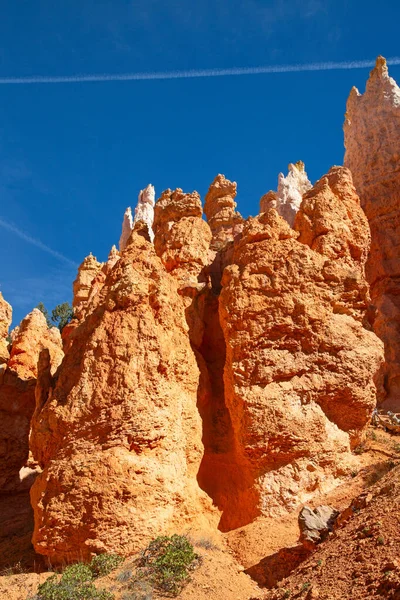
[[344, 56, 400, 410], [24, 161, 385, 564]]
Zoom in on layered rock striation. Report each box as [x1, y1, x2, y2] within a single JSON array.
[[344, 56, 400, 410]]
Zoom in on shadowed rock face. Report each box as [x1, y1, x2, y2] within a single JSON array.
[[1, 309, 63, 490], [30, 231, 216, 564], [0, 307, 63, 569], [344, 56, 400, 410]]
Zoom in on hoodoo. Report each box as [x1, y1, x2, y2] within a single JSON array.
[[219, 167, 383, 519], [30, 228, 216, 564], [1, 57, 395, 580], [344, 56, 400, 410]]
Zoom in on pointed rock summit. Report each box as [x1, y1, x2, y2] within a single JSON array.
[[119, 185, 155, 251], [119, 206, 134, 252], [260, 161, 312, 226], [73, 253, 103, 319], [134, 184, 155, 242], [204, 174, 243, 250], [344, 56, 400, 409], [153, 188, 212, 289]]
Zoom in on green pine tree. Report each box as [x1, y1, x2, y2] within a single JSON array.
[[36, 302, 52, 328], [51, 302, 74, 332]]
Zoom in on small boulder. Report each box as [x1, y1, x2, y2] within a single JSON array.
[[299, 505, 339, 546]]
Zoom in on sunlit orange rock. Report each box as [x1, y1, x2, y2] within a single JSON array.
[[72, 253, 103, 320], [0, 293, 12, 377], [153, 188, 212, 290], [30, 231, 216, 564], [204, 174, 244, 251], [219, 168, 383, 520]]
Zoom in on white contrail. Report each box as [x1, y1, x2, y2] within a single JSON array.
[[0, 217, 78, 268], [0, 57, 399, 85]]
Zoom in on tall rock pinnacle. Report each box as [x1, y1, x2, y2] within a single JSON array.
[[134, 184, 155, 242], [260, 161, 312, 227], [204, 174, 243, 250], [344, 56, 400, 409], [119, 185, 155, 251], [119, 207, 134, 252]]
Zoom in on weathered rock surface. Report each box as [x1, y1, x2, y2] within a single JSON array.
[[153, 188, 212, 289], [260, 161, 312, 226], [298, 505, 339, 546], [30, 230, 216, 563], [344, 56, 400, 410], [119, 206, 134, 252], [134, 184, 155, 242], [0, 292, 12, 377], [119, 185, 155, 252], [0, 308, 63, 569], [219, 168, 383, 521], [73, 254, 103, 320], [204, 174, 244, 251], [1, 309, 63, 490]]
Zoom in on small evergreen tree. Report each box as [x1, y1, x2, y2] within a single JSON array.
[[51, 302, 74, 332], [36, 302, 52, 328]]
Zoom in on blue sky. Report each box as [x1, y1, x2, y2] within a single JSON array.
[[0, 0, 399, 326]]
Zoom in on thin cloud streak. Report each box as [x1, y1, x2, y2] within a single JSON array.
[[0, 217, 78, 268], [0, 57, 399, 84]]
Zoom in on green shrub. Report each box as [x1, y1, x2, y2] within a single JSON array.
[[90, 554, 124, 578], [34, 563, 114, 600], [136, 534, 199, 597]]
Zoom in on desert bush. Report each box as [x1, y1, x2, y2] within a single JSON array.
[[90, 554, 124, 578], [135, 534, 199, 597], [34, 563, 114, 600]]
